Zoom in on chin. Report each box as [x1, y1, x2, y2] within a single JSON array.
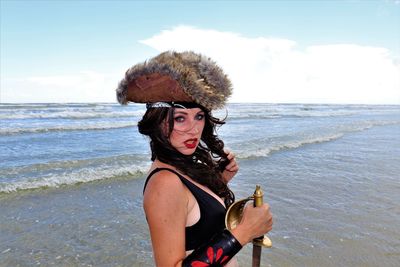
[[178, 147, 197, 156]]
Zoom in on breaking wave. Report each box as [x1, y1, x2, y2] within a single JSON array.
[[0, 155, 150, 193], [235, 120, 399, 159], [0, 121, 136, 135]]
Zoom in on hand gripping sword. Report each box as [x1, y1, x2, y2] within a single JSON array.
[[225, 185, 272, 267], [252, 185, 272, 267]]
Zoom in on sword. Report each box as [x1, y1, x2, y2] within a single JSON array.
[[252, 185, 272, 267], [225, 186, 272, 267]]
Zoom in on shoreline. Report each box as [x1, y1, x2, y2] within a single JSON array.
[[1, 105, 399, 267]]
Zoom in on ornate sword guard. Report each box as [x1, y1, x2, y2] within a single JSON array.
[[225, 185, 272, 248]]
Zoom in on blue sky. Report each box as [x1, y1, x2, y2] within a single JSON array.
[[1, 0, 399, 104]]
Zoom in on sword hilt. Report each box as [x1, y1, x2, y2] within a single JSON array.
[[252, 185, 272, 248]]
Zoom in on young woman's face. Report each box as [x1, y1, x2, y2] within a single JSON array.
[[169, 107, 205, 155]]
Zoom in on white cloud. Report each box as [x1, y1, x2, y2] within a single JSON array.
[[3, 26, 399, 104], [2, 71, 119, 103], [141, 25, 400, 104]]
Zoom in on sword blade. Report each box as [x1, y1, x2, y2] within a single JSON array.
[[252, 244, 262, 267]]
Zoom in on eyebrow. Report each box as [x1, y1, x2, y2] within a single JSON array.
[[174, 111, 188, 116], [174, 110, 204, 116]]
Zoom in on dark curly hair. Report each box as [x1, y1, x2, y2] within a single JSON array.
[[138, 106, 235, 207]]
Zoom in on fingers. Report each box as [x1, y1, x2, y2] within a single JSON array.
[[263, 204, 273, 232], [225, 150, 234, 160], [224, 150, 239, 172], [225, 161, 239, 172], [253, 203, 273, 228], [243, 203, 272, 220], [224, 149, 235, 161], [240, 203, 273, 239], [265, 206, 273, 232]]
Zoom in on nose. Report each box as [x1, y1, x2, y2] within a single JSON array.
[[187, 120, 200, 134]]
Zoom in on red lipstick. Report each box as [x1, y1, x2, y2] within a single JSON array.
[[184, 138, 198, 149]]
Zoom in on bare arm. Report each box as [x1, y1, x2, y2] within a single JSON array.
[[143, 171, 188, 266]]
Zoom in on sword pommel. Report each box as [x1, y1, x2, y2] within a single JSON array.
[[252, 185, 272, 248], [253, 185, 264, 207]]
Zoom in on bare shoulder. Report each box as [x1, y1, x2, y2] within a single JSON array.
[[143, 169, 188, 212]]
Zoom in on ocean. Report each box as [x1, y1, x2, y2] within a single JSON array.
[[1, 103, 399, 266]]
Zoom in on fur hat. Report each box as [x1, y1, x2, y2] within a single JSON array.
[[116, 51, 232, 110]]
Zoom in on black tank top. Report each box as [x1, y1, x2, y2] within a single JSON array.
[[143, 168, 227, 251]]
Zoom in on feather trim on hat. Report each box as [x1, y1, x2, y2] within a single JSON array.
[[116, 51, 232, 110]]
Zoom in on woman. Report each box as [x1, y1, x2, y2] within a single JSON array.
[[117, 51, 273, 266]]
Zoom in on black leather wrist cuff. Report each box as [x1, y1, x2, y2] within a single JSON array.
[[182, 229, 242, 266]]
